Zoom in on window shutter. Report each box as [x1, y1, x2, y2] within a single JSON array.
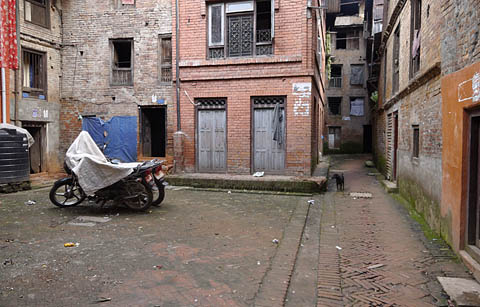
[[271, 0, 275, 39], [209, 4, 224, 46]]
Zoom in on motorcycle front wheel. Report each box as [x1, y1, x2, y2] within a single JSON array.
[[123, 180, 153, 211], [49, 178, 86, 208]]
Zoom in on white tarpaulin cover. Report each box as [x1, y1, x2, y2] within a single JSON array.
[[0, 123, 34, 147], [65, 131, 140, 195]]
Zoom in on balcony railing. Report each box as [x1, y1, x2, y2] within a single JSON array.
[[329, 77, 342, 88], [112, 68, 133, 86]]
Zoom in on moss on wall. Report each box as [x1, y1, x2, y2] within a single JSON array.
[[398, 176, 452, 246], [374, 153, 387, 176], [323, 141, 364, 155]]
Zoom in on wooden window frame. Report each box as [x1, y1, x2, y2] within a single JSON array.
[[335, 29, 360, 50], [412, 125, 419, 158], [329, 64, 343, 88], [22, 48, 47, 99], [158, 34, 172, 84], [24, 0, 50, 29], [207, 0, 275, 59], [327, 97, 342, 115], [409, 0, 421, 79], [110, 38, 134, 86], [112, 0, 136, 9], [392, 24, 400, 93]]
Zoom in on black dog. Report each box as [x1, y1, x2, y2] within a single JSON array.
[[331, 173, 344, 191]]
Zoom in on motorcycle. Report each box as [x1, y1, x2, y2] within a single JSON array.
[[49, 161, 158, 211], [49, 131, 167, 211]]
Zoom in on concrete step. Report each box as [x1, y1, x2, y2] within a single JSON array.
[[381, 180, 399, 193], [437, 276, 480, 306], [166, 174, 327, 193]]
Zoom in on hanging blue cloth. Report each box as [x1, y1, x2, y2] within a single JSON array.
[[82, 116, 137, 162]]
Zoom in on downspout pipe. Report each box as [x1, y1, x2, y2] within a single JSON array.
[[175, 0, 181, 131], [1, 68, 6, 124]]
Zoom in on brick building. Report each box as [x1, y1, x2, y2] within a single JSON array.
[[59, 0, 174, 161], [375, 0, 443, 240], [172, 0, 327, 175], [440, 1, 480, 280], [8, 0, 64, 173], [375, 0, 480, 279], [325, 0, 373, 154]]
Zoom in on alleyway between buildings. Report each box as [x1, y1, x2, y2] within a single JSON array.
[[0, 155, 474, 306]]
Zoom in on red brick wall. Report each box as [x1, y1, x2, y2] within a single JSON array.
[[178, 77, 315, 175], [172, 0, 326, 175]]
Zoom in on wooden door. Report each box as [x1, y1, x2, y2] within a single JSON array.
[[253, 107, 285, 172], [393, 112, 399, 180], [197, 109, 226, 172], [468, 115, 480, 251]]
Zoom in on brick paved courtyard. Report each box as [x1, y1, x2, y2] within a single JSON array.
[[0, 155, 474, 306]]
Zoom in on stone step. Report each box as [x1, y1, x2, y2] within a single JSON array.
[[381, 180, 399, 193]]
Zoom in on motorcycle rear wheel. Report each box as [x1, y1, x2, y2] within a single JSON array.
[[49, 178, 86, 207], [123, 180, 153, 211], [152, 183, 165, 207]]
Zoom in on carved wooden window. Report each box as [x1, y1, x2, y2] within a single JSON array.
[[110, 39, 133, 86], [22, 49, 47, 98], [25, 0, 49, 28], [208, 0, 274, 59], [159, 35, 172, 83]]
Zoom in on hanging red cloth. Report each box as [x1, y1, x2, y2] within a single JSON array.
[[0, 0, 18, 69]]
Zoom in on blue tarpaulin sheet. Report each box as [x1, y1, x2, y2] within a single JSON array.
[[81, 116, 137, 162]]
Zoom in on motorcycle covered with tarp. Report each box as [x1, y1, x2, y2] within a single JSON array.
[[49, 131, 166, 211]]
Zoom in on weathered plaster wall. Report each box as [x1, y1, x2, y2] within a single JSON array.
[[326, 25, 370, 153], [441, 62, 480, 252], [375, 0, 444, 242], [14, 0, 64, 171], [59, 0, 173, 157]]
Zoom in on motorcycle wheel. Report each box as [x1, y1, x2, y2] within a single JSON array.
[[123, 180, 153, 211], [151, 183, 165, 207], [49, 178, 86, 208]]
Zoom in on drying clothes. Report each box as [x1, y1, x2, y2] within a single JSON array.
[[412, 30, 421, 59], [350, 98, 365, 116], [272, 103, 284, 145]]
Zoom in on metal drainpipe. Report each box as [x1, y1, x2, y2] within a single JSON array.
[[175, 0, 181, 131]]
